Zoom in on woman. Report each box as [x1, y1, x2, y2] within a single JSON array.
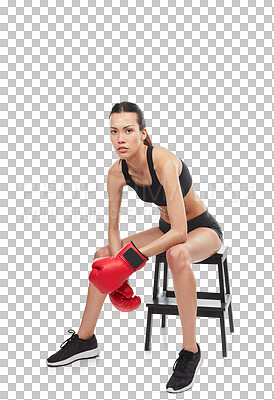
[[46, 102, 223, 393]]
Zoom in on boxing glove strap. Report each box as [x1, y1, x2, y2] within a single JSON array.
[[117, 241, 148, 271]]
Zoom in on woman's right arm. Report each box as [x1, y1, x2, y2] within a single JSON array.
[[107, 162, 124, 256], [105, 162, 141, 311], [108, 229, 123, 256]]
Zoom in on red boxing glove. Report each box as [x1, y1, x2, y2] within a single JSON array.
[[89, 241, 148, 294], [109, 279, 141, 312]]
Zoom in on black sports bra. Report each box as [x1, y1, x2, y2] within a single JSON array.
[[121, 146, 192, 206]]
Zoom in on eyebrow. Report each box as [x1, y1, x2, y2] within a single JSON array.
[[110, 125, 134, 129]]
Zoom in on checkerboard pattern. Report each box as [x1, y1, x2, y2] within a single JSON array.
[[1, 1, 273, 398]]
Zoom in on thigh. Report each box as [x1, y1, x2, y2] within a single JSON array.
[[96, 226, 165, 257], [183, 227, 223, 264]]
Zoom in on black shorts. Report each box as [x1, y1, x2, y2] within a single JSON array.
[[158, 209, 224, 244]]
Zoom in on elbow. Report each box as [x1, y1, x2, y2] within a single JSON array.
[[173, 229, 187, 243]]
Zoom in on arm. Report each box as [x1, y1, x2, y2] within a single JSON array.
[[107, 162, 123, 255], [139, 229, 186, 258], [106, 162, 141, 311], [90, 164, 148, 295], [108, 228, 123, 256], [139, 157, 188, 258]]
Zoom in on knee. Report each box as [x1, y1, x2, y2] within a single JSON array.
[[166, 246, 191, 274], [94, 246, 111, 260]]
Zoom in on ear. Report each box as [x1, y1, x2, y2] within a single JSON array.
[[142, 128, 148, 140]]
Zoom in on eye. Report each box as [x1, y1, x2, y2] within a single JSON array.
[[110, 129, 132, 134]]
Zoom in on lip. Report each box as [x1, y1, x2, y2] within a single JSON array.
[[118, 147, 128, 152]]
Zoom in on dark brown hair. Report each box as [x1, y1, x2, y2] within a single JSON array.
[[109, 101, 152, 147]]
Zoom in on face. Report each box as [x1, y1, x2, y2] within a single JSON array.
[[109, 112, 147, 157]]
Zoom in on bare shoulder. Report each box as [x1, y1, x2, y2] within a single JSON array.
[[108, 159, 127, 188], [152, 146, 182, 173]]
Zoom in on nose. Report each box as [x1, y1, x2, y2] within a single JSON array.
[[118, 133, 126, 142]]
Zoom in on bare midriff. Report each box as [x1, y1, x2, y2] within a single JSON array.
[[157, 184, 207, 224]]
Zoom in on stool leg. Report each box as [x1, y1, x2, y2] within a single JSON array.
[[218, 259, 225, 304], [161, 313, 166, 328], [162, 258, 168, 328], [153, 255, 161, 300], [220, 312, 227, 357], [145, 308, 153, 351], [223, 257, 231, 294], [228, 303, 234, 333], [223, 257, 235, 333], [163, 258, 168, 292]]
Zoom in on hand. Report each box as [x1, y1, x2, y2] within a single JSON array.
[[89, 241, 149, 294], [109, 279, 141, 312]]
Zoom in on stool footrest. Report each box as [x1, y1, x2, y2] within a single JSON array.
[[147, 292, 232, 312], [159, 290, 227, 301]]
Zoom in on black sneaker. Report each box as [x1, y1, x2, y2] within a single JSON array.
[[166, 343, 204, 393], [46, 329, 100, 367]]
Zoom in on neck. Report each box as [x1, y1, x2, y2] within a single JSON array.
[[124, 145, 148, 173]]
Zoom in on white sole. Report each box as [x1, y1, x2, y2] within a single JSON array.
[[46, 347, 100, 367], [166, 354, 204, 393]]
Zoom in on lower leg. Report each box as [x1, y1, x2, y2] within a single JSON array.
[[171, 264, 198, 353], [77, 280, 107, 340]]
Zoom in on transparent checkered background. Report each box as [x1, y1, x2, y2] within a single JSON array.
[[1, 0, 273, 398]]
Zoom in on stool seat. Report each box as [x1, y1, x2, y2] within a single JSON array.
[[145, 245, 234, 357]]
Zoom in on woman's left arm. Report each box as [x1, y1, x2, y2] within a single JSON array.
[[139, 228, 186, 258], [139, 157, 188, 258]]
